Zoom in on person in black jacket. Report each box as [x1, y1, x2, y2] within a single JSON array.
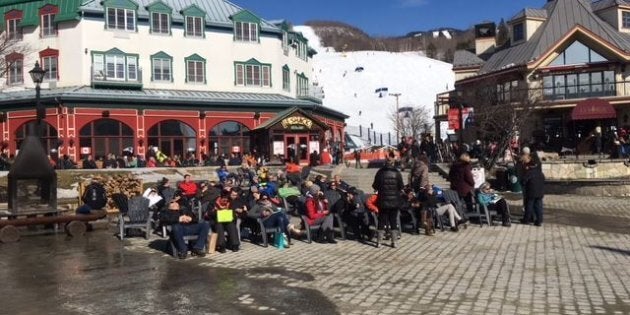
[[372, 159, 404, 248], [82, 155, 97, 169], [520, 154, 545, 226], [160, 199, 210, 259]]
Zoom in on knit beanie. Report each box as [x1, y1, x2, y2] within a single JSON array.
[[309, 184, 321, 196]]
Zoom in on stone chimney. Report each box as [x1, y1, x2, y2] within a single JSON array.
[[474, 22, 497, 56]]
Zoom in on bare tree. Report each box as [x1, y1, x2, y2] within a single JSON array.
[[389, 105, 434, 140], [457, 78, 541, 169], [0, 32, 31, 84]]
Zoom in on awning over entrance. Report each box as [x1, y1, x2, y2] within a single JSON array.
[[571, 98, 617, 121]]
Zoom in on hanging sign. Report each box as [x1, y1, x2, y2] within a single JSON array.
[[281, 116, 313, 130], [448, 108, 460, 130], [273, 141, 284, 155], [81, 147, 91, 155]]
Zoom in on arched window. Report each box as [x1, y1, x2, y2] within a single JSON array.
[[148, 120, 197, 158], [79, 119, 134, 160], [15, 120, 58, 154], [209, 121, 250, 156]]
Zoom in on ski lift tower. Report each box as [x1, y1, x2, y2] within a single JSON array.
[[390, 93, 402, 143]]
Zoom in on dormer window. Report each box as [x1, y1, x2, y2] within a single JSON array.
[[5, 10, 23, 41], [104, 0, 138, 31], [40, 4, 59, 37], [147, 1, 172, 35], [235, 22, 258, 42], [232, 10, 261, 43], [186, 16, 203, 37], [107, 8, 135, 31], [513, 23, 524, 42], [623, 11, 630, 29]]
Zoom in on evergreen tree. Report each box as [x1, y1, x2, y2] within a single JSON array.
[[496, 19, 509, 47]]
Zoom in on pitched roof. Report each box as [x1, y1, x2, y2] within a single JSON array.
[[480, 0, 630, 74], [79, 0, 280, 32], [511, 8, 548, 21], [253, 107, 330, 131], [453, 50, 485, 69], [591, 0, 630, 12], [0, 86, 348, 119]]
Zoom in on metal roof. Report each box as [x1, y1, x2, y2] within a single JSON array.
[[510, 8, 548, 21], [591, 0, 630, 12], [0, 0, 83, 26], [480, 0, 630, 74], [79, 0, 280, 32], [0, 86, 348, 119], [453, 50, 485, 68]]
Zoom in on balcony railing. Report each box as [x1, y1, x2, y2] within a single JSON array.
[[297, 84, 324, 102], [91, 66, 143, 89], [541, 82, 616, 101]]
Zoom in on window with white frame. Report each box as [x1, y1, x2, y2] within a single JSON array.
[[234, 21, 258, 42], [282, 31, 289, 55], [107, 7, 135, 31], [41, 13, 57, 37], [186, 60, 204, 83], [7, 18, 22, 40], [42, 56, 58, 81], [297, 74, 309, 96], [235, 62, 270, 87], [186, 16, 203, 37], [151, 12, 169, 34], [282, 66, 290, 91], [623, 11, 630, 29], [152, 58, 171, 81], [7, 58, 23, 85], [92, 52, 139, 81]]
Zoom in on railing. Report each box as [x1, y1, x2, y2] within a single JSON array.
[[91, 66, 143, 88], [297, 84, 324, 101]]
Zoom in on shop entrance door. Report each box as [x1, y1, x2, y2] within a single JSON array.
[[285, 135, 309, 164]]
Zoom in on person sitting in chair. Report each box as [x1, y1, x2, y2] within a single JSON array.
[[160, 199, 210, 259], [478, 182, 512, 227], [304, 184, 337, 244]]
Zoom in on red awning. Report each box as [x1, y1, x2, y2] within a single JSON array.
[[571, 98, 617, 121]]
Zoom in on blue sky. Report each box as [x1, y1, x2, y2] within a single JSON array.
[[234, 0, 547, 36]]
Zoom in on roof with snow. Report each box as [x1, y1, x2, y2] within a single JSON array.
[[480, 0, 630, 74], [79, 0, 281, 32], [453, 50, 485, 69]]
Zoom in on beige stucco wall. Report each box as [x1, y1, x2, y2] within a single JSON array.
[[475, 37, 495, 55], [525, 20, 544, 41]]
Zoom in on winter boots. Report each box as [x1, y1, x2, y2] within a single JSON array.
[[376, 230, 384, 248]]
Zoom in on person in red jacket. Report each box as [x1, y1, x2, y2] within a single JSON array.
[[304, 184, 336, 244], [178, 174, 198, 199]]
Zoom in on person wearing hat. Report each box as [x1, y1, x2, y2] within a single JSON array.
[[304, 184, 336, 243], [78, 176, 107, 214]]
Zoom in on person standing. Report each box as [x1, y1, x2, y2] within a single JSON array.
[[372, 158, 404, 248], [520, 154, 545, 226], [354, 149, 362, 169], [448, 153, 475, 214]]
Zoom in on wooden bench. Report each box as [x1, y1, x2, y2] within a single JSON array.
[[0, 209, 107, 243]]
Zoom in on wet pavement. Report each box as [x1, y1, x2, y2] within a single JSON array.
[[1, 169, 630, 314], [0, 232, 337, 315]]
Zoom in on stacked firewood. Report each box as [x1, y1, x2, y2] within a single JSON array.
[[105, 174, 143, 209]]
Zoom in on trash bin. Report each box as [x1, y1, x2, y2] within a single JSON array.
[[506, 165, 522, 193]]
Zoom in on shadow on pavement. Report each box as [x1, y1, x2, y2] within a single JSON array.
[[589, 245, 630, 257]]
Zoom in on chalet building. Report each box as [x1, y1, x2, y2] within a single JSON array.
[[436, 0, 630, 152], [0, 0, 346, 164]]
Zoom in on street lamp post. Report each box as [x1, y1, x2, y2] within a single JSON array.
[[29, 61, 47, 137], [390, 93, 402, 143]]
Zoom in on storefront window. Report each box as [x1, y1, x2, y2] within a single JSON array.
[[79, 118, 134, 160], [209, 121, 250, 156], [148, 120, 197, 159], [15, 120, 58, 154]]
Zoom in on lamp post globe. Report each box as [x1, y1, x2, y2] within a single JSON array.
[[29, 61, 46, 84]]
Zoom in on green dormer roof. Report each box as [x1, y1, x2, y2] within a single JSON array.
[[0, 0, 82, 27]]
